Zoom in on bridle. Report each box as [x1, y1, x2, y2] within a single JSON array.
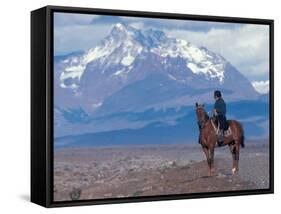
[[197, 108, 209, 130]]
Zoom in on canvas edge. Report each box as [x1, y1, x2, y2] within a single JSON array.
[[30, 5, 274, 208], [31, 7, 48, 207]]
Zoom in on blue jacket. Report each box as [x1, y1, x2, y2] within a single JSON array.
[[214, 98, 226, 116]]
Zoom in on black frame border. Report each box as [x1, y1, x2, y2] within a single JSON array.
[[32, 5, 274, 208]]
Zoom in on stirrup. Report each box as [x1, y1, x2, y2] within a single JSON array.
[[216, 140, 224, 147]]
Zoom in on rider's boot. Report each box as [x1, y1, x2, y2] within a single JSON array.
[[217, 129, 224, 147]]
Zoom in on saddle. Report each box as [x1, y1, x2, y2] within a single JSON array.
[[211, 117, 232, 137], [213, 116, 228, 130]]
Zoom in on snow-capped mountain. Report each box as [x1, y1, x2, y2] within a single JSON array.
[[58, 23, 226, 87], [252, 80, 270, 94], [54, 23, 258, 114]]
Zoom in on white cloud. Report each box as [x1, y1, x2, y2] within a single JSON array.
[[252, 80, 269, 94], [54, 12, 99, 27], [129, 22, 145, 29], [54, 24, 112, 56], [54, 13, 111, 55], [166, 24, 270, 81]]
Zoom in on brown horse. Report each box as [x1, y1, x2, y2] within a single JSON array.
[[195, 103, 245, 176]]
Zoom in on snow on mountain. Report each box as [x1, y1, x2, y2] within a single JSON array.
[[54, 22, 258, 114], [58, 23, 227, 89], [58, 23, 143, 87], [252, 80, 269, 94], [150, 38, 226, 83]]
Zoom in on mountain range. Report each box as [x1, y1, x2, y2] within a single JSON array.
[[54, 23, 269, 147]]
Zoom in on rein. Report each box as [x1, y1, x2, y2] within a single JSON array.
[[210, 118, 219, 134], [197, 110, 210, 130]]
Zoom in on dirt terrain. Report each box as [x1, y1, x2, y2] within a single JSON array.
[[53, 141, 269, 201]]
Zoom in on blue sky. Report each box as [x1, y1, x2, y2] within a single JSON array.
[[54, 12, 270, 85]]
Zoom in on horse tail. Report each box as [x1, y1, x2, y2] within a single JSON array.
[[240, 123, 245, 148], [241, 134, 245, 148]]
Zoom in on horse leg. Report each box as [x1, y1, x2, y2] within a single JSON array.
[[229, 143, 236, 174], [209, 146, 215, 175], [229, 141, 240, 175], [202, 146, 211, 176], [233, 143, 240, 174]]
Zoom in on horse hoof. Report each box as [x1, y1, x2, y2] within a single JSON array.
[[232, 168, 237, 175]]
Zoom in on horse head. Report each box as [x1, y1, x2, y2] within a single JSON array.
[[195, 102, 209, 129]]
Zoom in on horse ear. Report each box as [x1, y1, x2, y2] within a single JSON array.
[[202, 103, 205, 108], [195, 102, 198, 107]]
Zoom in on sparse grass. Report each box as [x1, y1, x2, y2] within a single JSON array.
[[132, 190, 142, 197], [69, 187, 81, 200], [54, 171, 64, 176]]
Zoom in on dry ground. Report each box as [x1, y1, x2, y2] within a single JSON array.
[[53, 141, 269, 201]]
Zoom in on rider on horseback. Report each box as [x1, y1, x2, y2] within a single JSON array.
[[195, 93, 244, 176], [213, 90, 227, 146]]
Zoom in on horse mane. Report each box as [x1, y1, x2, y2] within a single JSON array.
[[196, 104, 210, 122], [204, 111, 209, 121]]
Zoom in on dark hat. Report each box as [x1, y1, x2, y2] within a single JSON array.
[[214, 90, 222, 98]]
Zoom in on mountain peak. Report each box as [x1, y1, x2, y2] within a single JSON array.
[[107, 23, 146, 46], [111, 22, 129, 32], [110, 22, 139, 36], [58, 23, 232, 90], [115, 22, 125, 28]]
